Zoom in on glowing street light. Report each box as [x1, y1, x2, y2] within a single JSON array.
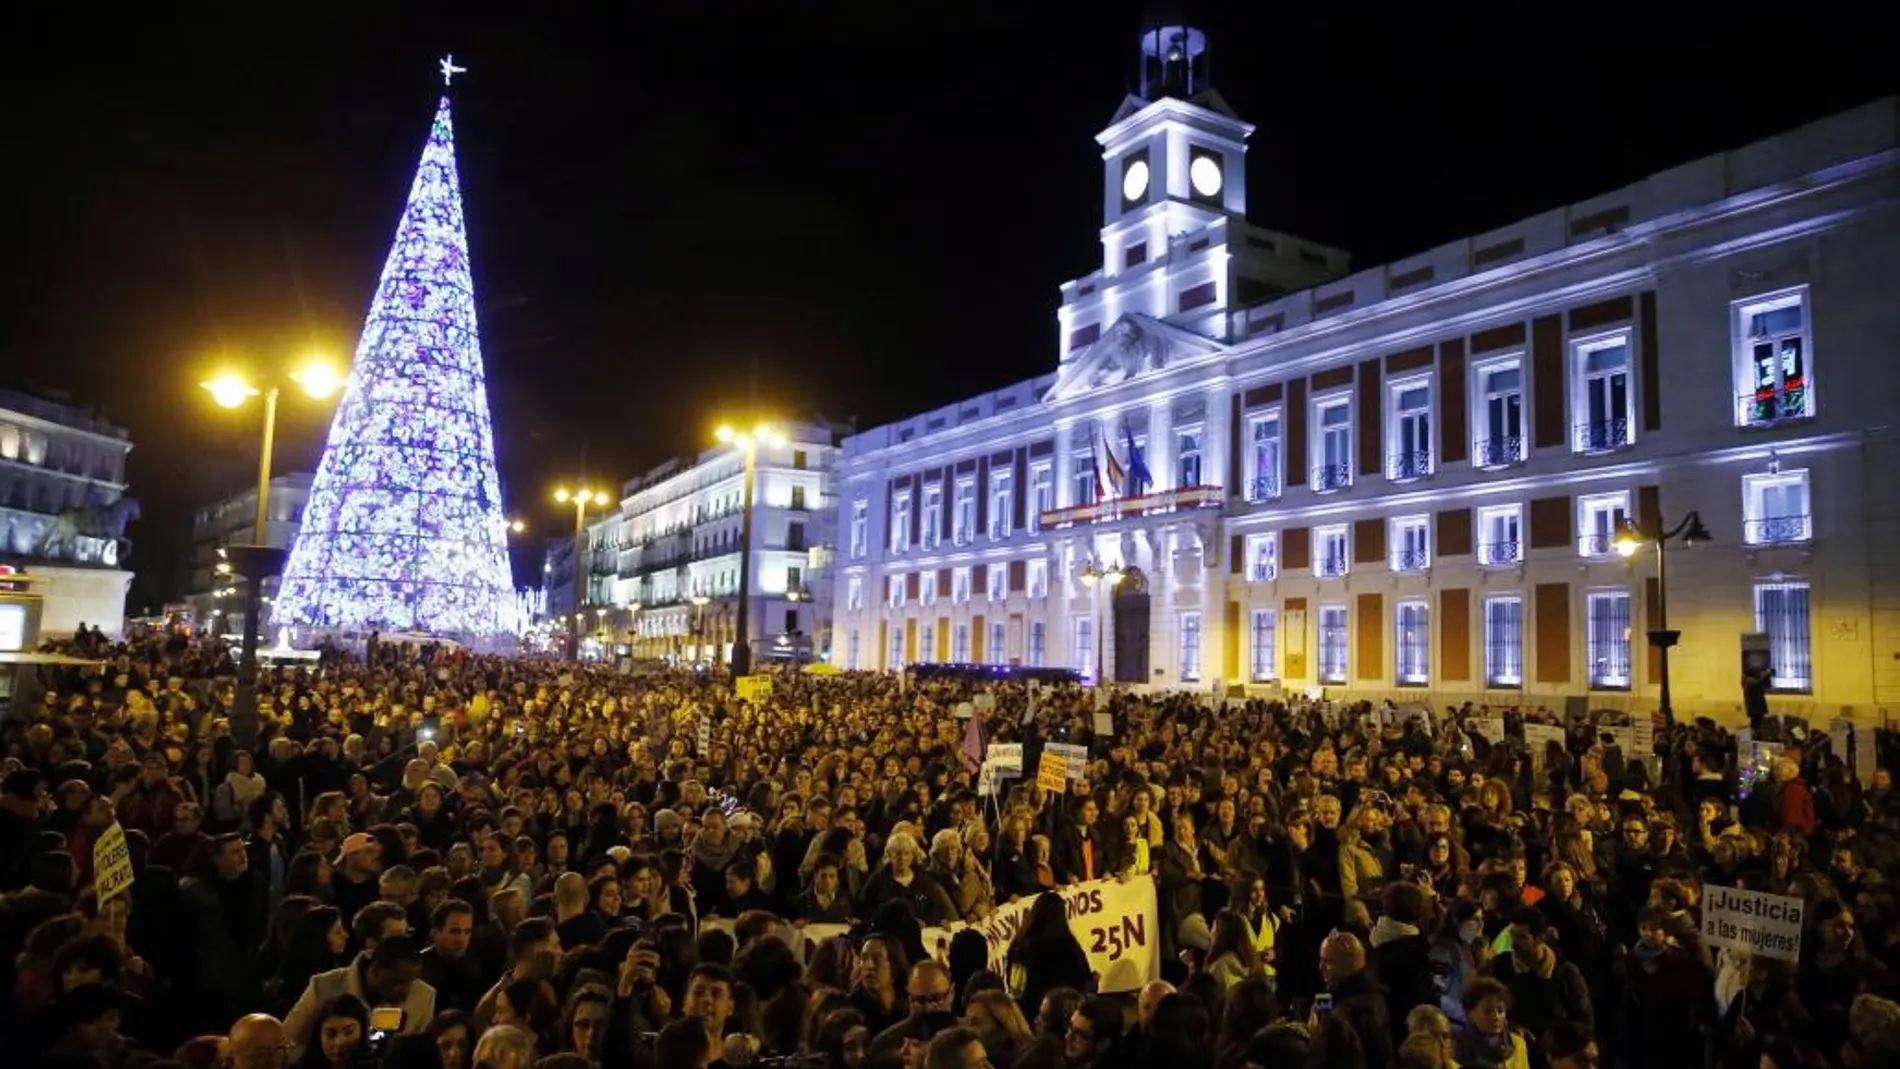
[[553, 485, 610, 660], [1078, 557, 1126, 682], [713, 420, 784, 675], [1613, 511, 1712, 727]]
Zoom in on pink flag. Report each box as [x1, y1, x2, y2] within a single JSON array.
[[959, 713, 985, 774]]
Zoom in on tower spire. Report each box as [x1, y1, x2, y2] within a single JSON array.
[[274, 89, 515, 636]]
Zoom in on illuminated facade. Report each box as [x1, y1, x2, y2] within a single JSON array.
[[588, 420, 850, 663], [0, 390, 133, 564], [833, 15, 1900, 717], [275, 91, 516, 636], [185, 473, 313, 627]]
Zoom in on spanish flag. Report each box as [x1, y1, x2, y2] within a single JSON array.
[[1102, 428, 1126, 498]]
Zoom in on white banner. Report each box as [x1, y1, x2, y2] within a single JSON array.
[[1702, 884, 1804, 962], [987, 743, 1023, 773], [921, 875, 1159, 993], [1524, 723, 1565, 768], [1471, 718, 1505, 745], [1044, 742, 1089, 779]]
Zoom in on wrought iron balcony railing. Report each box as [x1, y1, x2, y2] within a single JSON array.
[[1248, 475, 1281, 502], [1479, 539, 1522, 566], [1316, 554, 1349, 578], [1745, 514, 1812, 545], [1574, 417, 1631, 454], [1313, 463, 1352, 493], [1474, 435, 1524, 468], [1387, 448, 1432, 482], [1391, 547, 1431, 572], [1738, 388, 1811, 426]]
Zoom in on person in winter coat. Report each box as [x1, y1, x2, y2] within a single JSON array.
[[857, 831, 957, 925], [1485, 907, 1593, 1040], [1319, 930, 1396, 1069], [1771, 759, 1818, 835], [1006, 892, 1092, 1021], [1614, 907, 1715, 1069], [1368, 882, 1438, 1049]]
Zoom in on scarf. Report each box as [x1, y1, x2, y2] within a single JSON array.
[[224, 771, 266, 806], [692, 833, 737, 873], [1369, 915, 1420, 948]]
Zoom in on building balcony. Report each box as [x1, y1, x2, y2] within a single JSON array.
[[1745, 514, 1812, 545], [1391, 548, 1430, 572], [1248, 561, 1278, 582], [1479, 539, 1523, 567], [1737, 388, 1812, 427], [1387, 448, 1432, 482], [1578, 532, 1617, 558], [1316, 554, 1349, 579], [1574, 417, 1631, 454], [1474, 435, 1525, 468], [1313, 463, 1352, 493], [1039, 485, 1224, 529], [1247, 475, 1281, 502]]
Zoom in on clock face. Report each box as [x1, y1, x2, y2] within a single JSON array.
[[1122, 159, 1150, 203], [1190, 154, 1224, 198]]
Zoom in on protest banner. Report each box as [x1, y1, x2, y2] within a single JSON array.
[[987, 743, 1023, 772], [1470, 719, 1505, 745], [977, 762, 999, 797], [1092, 711, 1114, 738], [701, 918, 850, 962], [1701, 884, 1804, 962], [696, 714, 712, 756], [94, 823, 135, 903], [1044, 742, 1089, 780], [1037, 752, 1069, 792], [735, 676, 774, 703], [1523, 723, 1565, 768], [955, 702, 975, 720], [921, 875, 1159, 993]]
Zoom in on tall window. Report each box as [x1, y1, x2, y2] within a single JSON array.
[[1578, 492, 1629, 558], [1179, 612, 1202, 682], [1028, 559, 1049, 599], [1574, 333, 1633, 453], [891, 493, 911, 553], [1317, 605, 1348, 684], [1478, 504, 1523, 566], [850, 500, 868, 559], [1248, 412, 1282, 501], [846, 575, 863, 611], [987, 566, 1006, 602], [953, 623, 970, 662], [989, 468, 1013, 539], [1177, 427, 1204, 489], [989, 621, 1006, 665], [1246, 532, 1278, 581], [1316, 524, 1350, 578], [887, 575, 905, 608], [1071, 453, 1097, 507], [1315, 399, 1352, 491], [921, 486, 942, 548], [1744, 470, 1812, 545], [1388, 380, 1432, 480], [1250, 609, 1277, 682], [888, 626, 904, 670], [1028, 620, 1047, 667], [1735, 289, 1812, 425], [1030, 464, 1054, 530], [847, 631, 860, 670], [922, 622, 936, 662], [1754, 581, 1813, 692], [1073, 616, 1094, 679], [1484, 595, 1524, 687], [1586, 589, 1632, 689], [920, 574, 937, 607], [1396, 599, 1430, 684], [1391, 515, 1430, 573], [952, 567, 970, 604], [953, 480, 975, 545], [1475, 359, 1525, 467], [790, 485, 807, 511]]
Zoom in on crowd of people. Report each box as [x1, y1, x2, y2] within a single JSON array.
[[4, 626, 1900, 1069]]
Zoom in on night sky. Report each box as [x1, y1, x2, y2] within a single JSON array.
[[2, 4, 1890, 611]]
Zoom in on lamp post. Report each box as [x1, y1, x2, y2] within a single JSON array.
[[1077, 558, 1126, 684], [1614, 509, 1712, 729], [715, 422, 786, 678], [691, 591, 711, 664], [553, 486, 609, 660], [202, 359, 342, 750]]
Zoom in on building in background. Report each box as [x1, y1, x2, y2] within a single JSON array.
[[0, 389, 136, 636], [833, 12, 1900, 720], [582, 419, 850, 664], [185, 472, 313, 633]]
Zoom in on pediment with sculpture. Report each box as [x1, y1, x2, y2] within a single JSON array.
[[1045, 313, 1227, 403]]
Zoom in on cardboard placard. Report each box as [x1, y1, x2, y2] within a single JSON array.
[[954, 702, 975, 720], [1092, 711, 1114, 738], [735, 676, 773, 703], [987, 743, 1024, 773], [973, 692, 996, 711], [1044, 741, 1089, 780], [94, 823, 134, 902], [1702, 884, 1804, 962], [1037, 752, 1069, 792]]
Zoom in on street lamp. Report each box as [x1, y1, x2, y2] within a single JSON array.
[[1078, 558, 1126, 684], [1613, 509, 1712, 728], [690, 591, 711, 664], [714, 422, 786, 677], [201, 356, 343, 749], [553, 486, 610, 660]]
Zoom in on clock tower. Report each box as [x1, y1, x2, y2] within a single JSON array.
[[1057, 7, 1347, 363]]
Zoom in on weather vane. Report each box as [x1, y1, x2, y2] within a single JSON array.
[[439, 54, 467, 86]]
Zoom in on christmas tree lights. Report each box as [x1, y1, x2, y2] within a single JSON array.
[[274, 89, 514, 636]]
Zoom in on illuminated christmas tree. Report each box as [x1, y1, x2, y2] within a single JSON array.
[[274, 61, 514, 636]]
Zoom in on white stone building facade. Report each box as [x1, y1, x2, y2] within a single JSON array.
[[831, 18, 1900, 720]]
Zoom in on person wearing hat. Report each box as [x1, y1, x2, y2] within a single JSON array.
[[332, 833, 384, 925]]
